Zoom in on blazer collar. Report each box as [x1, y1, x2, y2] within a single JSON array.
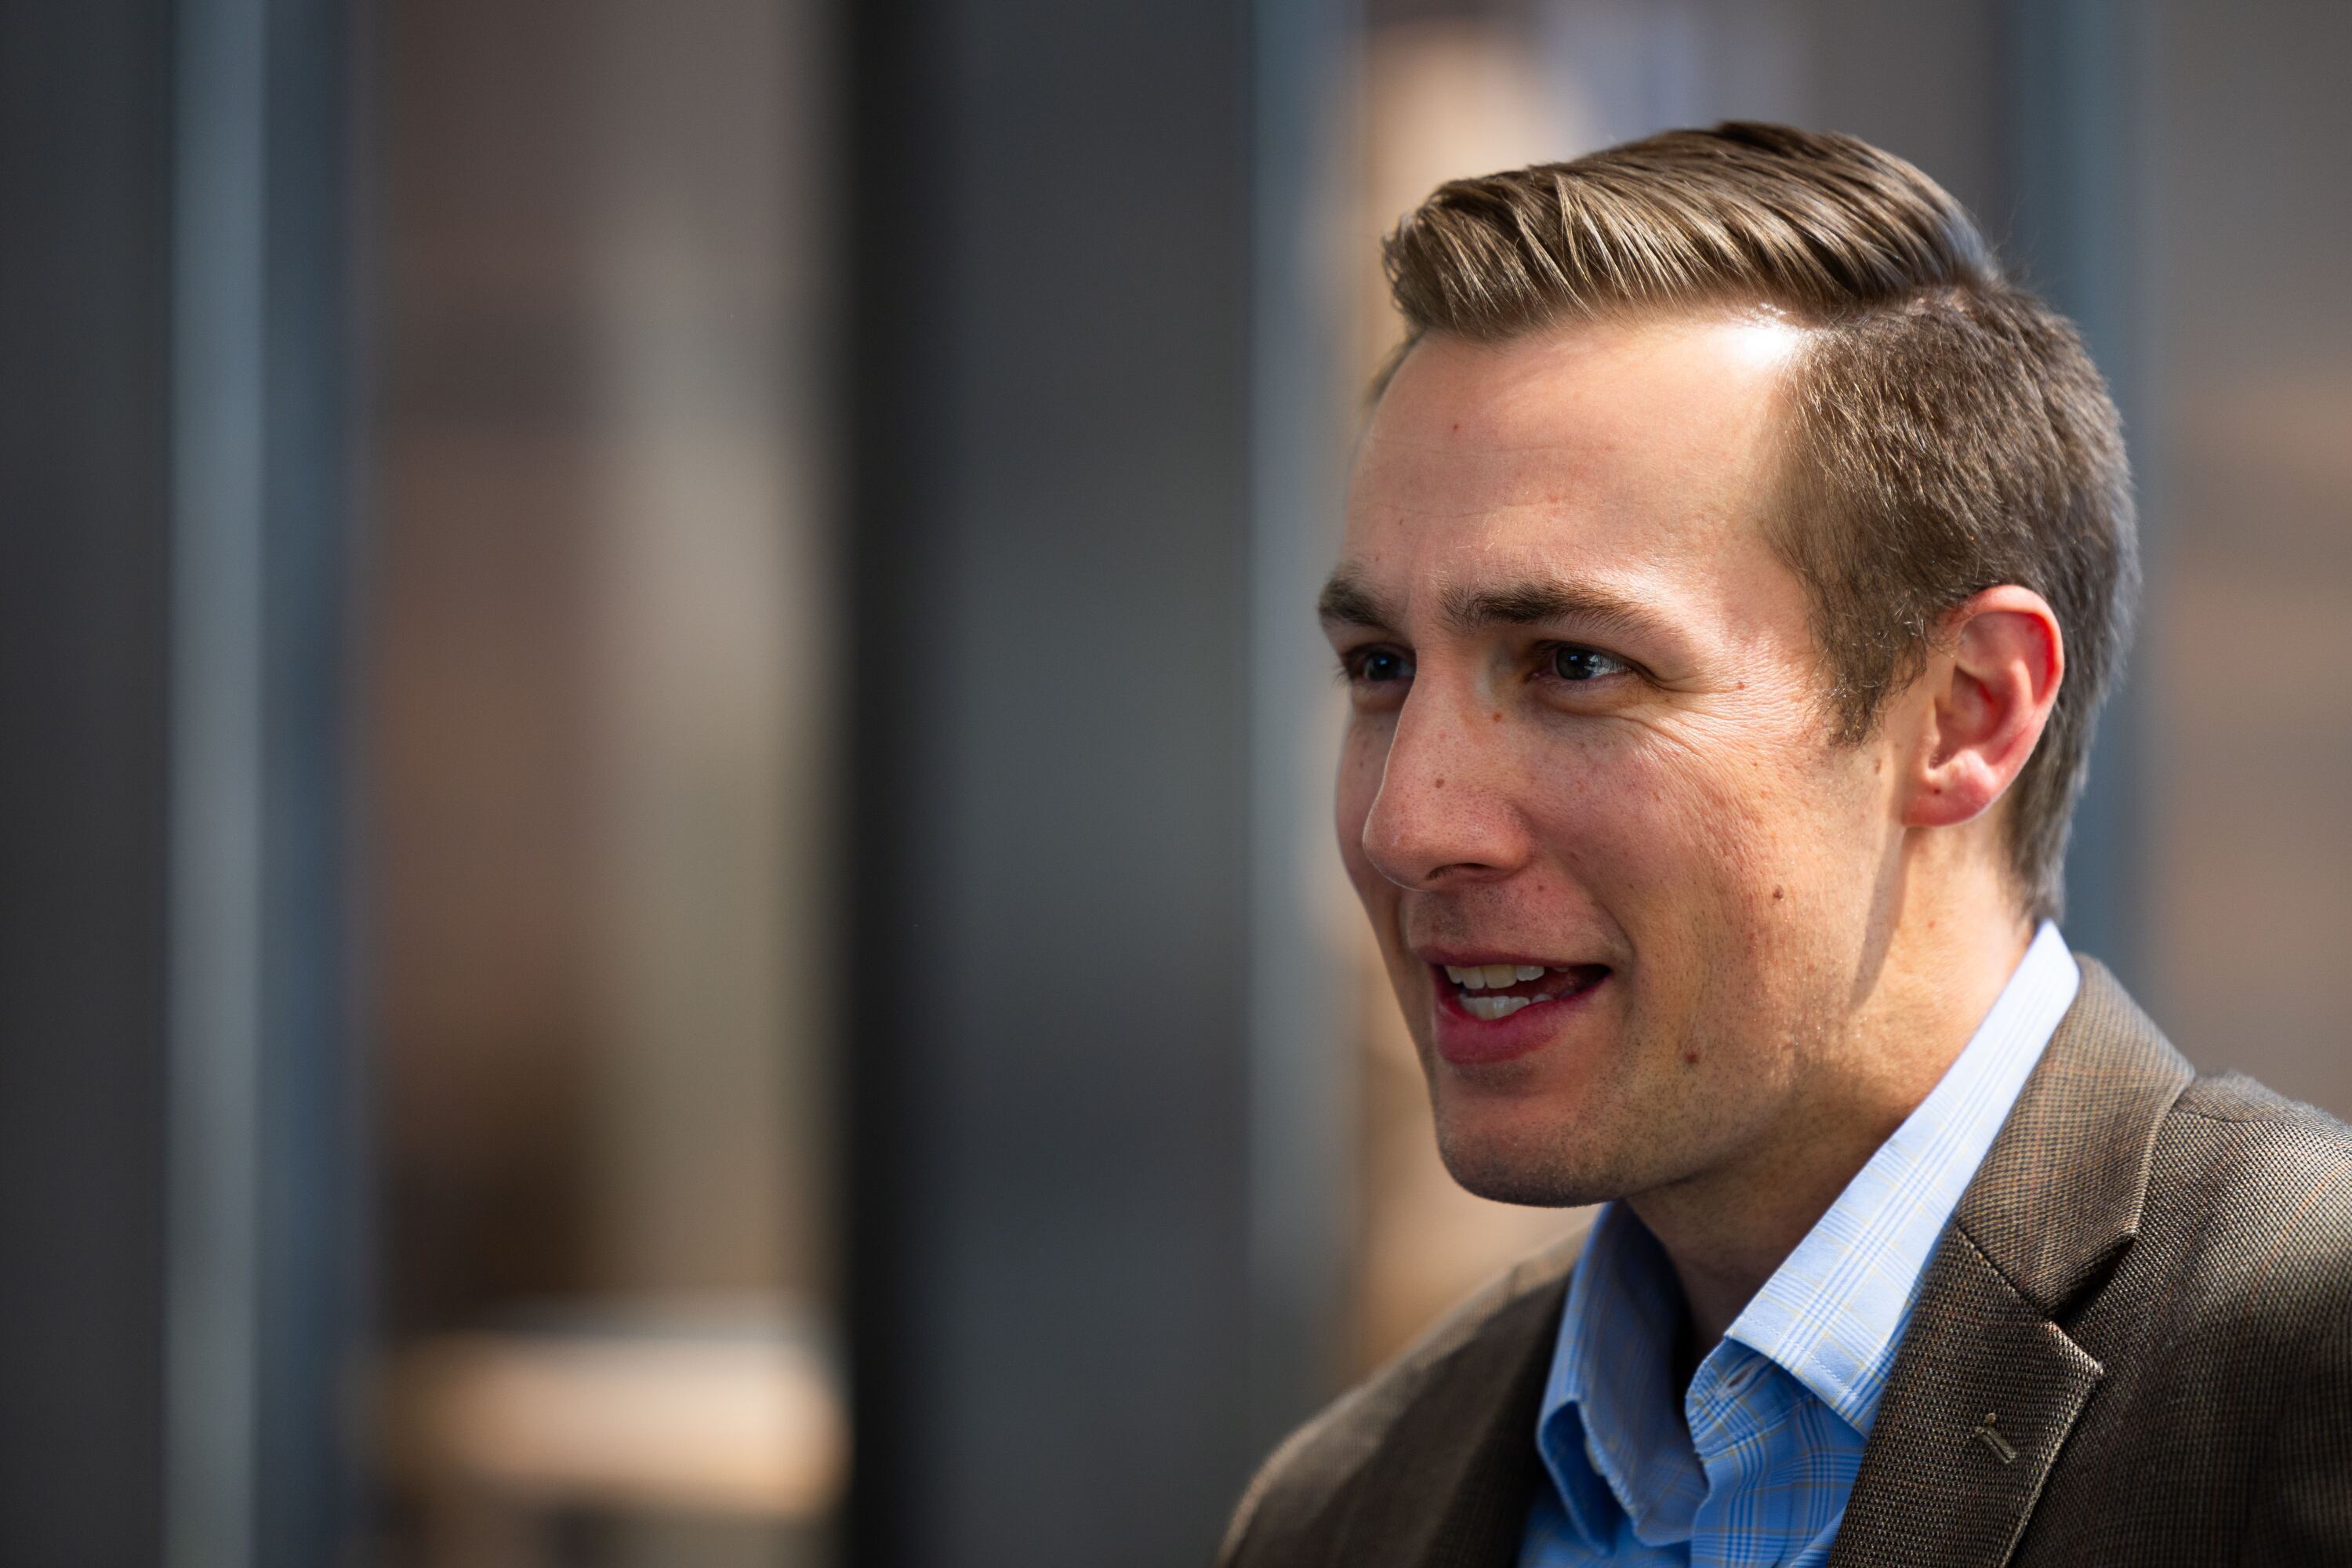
[[1826, 957, 2194, 1568]]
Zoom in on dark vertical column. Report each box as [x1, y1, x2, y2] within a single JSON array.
[[251, 2, 363, 1563], [0, 1, 359, 1562], [2006, 0, 2148, 987], [1243, 0, 1356, 1463], [169, 0, 360, 1554], [845, 0, 1279, 1562], [0, 4, 176, 1563]]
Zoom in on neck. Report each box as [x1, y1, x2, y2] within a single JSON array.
[[1629, 868, 2037, 1353]]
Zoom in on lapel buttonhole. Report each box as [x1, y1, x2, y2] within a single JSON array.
[[1969, 1411, 2020, 1465]]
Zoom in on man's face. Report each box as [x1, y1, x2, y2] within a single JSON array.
[[1328, 315, 1904, 1207]]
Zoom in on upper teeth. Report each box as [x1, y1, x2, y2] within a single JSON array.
[[1445, 963, 1563, 989]]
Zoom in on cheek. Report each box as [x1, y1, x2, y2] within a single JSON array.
[[1603, 742, 1885, 978], [1517, 728, 1796, 931], [1520, 733, 1700, 864]]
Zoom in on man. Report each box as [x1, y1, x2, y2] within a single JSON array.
[[1221, 124, 2352, 1566]]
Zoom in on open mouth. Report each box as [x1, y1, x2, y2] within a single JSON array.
[[1435, 961, 1610, 1022]]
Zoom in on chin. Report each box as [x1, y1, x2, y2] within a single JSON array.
[[1429, 1109, 1621, 1210]]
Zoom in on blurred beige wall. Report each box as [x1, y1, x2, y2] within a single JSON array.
[[580, 0, 836, 1305], [372, 2, 840, 1562], [376, 0, 834, 1331]]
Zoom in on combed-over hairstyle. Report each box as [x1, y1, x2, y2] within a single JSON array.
[[1381, 122, 2135, 921]]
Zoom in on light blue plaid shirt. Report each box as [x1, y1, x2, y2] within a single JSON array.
[[1520, 922, 2080, 1568]]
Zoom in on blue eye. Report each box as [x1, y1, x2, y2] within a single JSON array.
[[1352, 647, 1414, 684], [1552, 644, 1626, 682]]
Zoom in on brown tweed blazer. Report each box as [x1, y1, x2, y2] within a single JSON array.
[[1220, 960, 2352, 1566]]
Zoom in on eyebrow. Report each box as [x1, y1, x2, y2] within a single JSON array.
[[1437, 579, 1671, 645], [1318, 567, 1674, 648], [1316, 572, 1400, 632]]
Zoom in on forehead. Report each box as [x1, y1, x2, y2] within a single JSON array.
[[1341, 316, 1804, 622]]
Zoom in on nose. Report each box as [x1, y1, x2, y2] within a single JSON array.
[[1358, 684, 1531, 890]]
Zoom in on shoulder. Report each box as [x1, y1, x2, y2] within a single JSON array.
[[2158, 1071, 2352, 1262], [1217, 1232, 1582, 1566], [2148, 1072, 2352, 1327], [2045, 961, 2352, 1336]]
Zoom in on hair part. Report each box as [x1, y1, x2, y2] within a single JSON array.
[[1379, 122, 2136, 921]]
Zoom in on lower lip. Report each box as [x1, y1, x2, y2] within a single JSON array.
[[1430, 969, 1609, 1066]]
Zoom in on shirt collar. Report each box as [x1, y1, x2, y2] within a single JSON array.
[[1534, 921, 2081, 1545]]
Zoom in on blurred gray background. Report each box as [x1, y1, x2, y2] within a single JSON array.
[[5, 1, 2349, 1565]]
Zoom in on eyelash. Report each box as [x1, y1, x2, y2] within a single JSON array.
[[1334, 642, 1639, 688], [1543, 643, 1636, 684], [1338, 646, 1414, 685]]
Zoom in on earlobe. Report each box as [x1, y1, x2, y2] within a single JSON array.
[[1900, 586, 2064, 831]]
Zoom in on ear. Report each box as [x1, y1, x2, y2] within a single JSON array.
[[1898, 585, 2065, 830]]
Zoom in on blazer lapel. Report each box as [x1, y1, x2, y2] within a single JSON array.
[[1823, 1226, 2104, 1568], [1828, 960, 2194, 1568], [1330, 1269, 1566, 1568]]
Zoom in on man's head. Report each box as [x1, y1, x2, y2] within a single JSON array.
[[1327, 124, 2133, 1207]]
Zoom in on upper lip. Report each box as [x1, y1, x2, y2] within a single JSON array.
[[1411, 945, 1595, 970]]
